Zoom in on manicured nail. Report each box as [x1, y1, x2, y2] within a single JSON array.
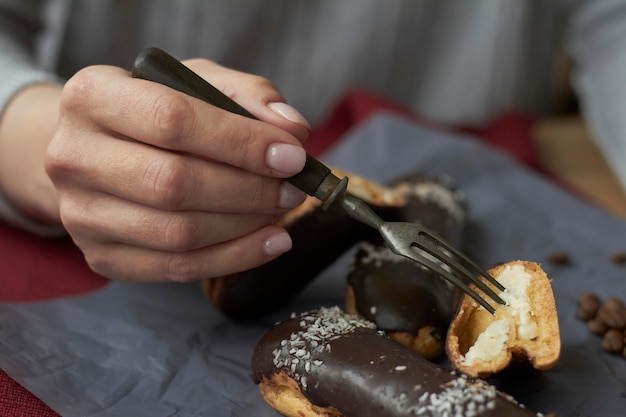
[[266, 143, 306, 175], [268, 102, 311, 129], [264, 232, 292, 256], [278, 181, 307, 208]]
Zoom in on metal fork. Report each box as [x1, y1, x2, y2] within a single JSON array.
[[131, 47, 506, 314]]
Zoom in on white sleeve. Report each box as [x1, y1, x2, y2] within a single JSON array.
[[566, 0, 626, 189]]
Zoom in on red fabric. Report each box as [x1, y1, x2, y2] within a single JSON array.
[[305, 89, 539, 170], [0, 374, 59, 417], [0, 223, 109, 302], [459, 110, 540, 172], [0, 90, 540, 416], [304, 90, 419, 157]]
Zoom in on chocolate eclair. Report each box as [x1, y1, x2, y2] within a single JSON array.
[[345, 176, 466, 358], [251, 307, 541, 417], [203, 168, 418, 321]]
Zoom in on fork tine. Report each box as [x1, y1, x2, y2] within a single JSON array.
[[407, 251, 498, 314], [408, 230, 507, 312], [420, 231, 506, 291], [412, 238, 505, 306], [422, 232, 505, 292]]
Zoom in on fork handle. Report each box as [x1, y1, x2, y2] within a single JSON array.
[[131, 47, 341, 203]]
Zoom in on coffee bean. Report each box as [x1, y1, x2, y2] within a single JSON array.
[[577, 292, 600, 321], [578, 292, 600, 306], [601, 329, 625, 353], [587, 318, 607, 335], [548, 251, 570, 265], [576, 305, 596, 321], [597, 305, 626, 330], [577, 292, 626, 360], [603, 296, 625, 312], [609, 251, 626, 264]]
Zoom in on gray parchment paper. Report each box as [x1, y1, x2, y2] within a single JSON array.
[[1, 114, 625, 417]]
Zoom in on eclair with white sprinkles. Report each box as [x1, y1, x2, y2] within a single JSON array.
[[252, 307, 543, 417]]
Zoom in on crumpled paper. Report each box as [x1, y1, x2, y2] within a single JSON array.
[[1, 114, 625, 416]]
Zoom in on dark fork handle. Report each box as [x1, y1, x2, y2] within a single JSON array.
[[131, 47, 340, 203]]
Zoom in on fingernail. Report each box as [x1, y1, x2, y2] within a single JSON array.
[[268, 102, 311, 129], [266, 143, 306, 175], [264, 232, 292, 256], [278, 181, 307, 208]]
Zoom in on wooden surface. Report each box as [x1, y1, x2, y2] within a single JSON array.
[[533, 117, 626, 218]]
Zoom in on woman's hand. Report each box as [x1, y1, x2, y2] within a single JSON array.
[[45, 59, 311, 282]]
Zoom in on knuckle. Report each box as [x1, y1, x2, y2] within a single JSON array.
[[49, 68, 106, 180], [58, 208, 80, 234], [83, 250, 111, 278], [246, 74, 275, 90], [67, 232, 112, 278], [44, 140, 67, 179], [227, 74, 279, 105], [57, 198, 90, 235], [45, 129, 82, 180], [159, 214, 202, 252], [150, 93, 193, 146], [142, 156, 189, 209], [165, 252, 199, 283], [59, 67, 98, 113]]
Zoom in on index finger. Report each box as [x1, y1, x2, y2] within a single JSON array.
[[140, 78, 307, 178], [65, 65, 306, 178]]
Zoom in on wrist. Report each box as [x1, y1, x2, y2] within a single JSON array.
[[0, 83, 63, 225]]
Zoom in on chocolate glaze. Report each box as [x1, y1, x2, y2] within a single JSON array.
[[349, 243, 456, 333], [212, 175, 465, 321], [211, 173, 417, 321], [215, 201, 386, 320], [252, 307, 538, 417], [348, 177, 466, 333]]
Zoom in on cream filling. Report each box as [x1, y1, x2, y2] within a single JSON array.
[[461, 320, 510, 365], [461, 264, 538, 366]]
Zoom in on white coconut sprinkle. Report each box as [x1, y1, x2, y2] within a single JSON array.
[[271, 307, 540, 416], [407, 179, 466, 223], [272, 307, 378, 388], [357, 241, 407, 268], [356, 241, 453, 278], [404, 373, 500, 416]]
